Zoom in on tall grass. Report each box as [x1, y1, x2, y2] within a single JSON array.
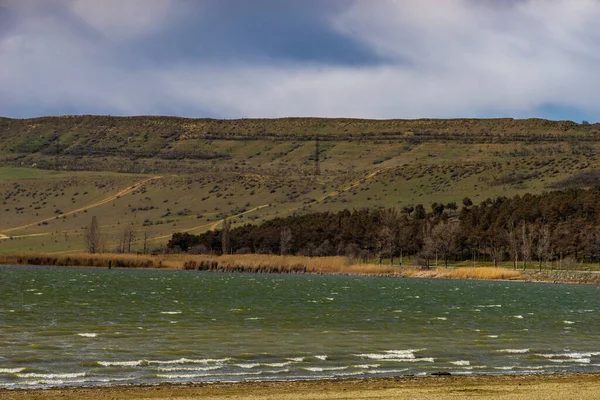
[[401, 267, 522, 280], [0, 253, 521, 281], [0, 253, 164, 269], [0, 253, 399, 275]]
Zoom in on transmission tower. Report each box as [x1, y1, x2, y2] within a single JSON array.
[[55, 137, 60, 171], [315, 136, 320, 176]]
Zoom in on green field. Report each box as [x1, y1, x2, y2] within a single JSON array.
[[1, 116, 599, 253]]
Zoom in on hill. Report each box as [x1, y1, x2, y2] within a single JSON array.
[[1, 115, 600, 254]]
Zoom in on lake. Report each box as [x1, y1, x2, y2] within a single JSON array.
[[1, 266, 599, 389]]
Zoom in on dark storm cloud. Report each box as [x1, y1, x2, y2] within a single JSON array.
[[0, 0, 599, 121]]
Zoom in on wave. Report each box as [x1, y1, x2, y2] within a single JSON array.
[[160, 311, 182, 315], [156, 369, 290, 379], [498, 349, 530, 354], [157, 366, 222, 372], [548, 358, 590, 364], [17, 372, 86, 379], [77, 333, 97, 338], [0, 367, 25, 374], [450, 360, 470, 366], [381, 358, 435, 363], [353, 364, 380, 369], [303, 366, 345, 373], [97, 358, 231, 367], [357, 349, 424, 360], [537, 351, 600, 359], [17, 379, 88, 387]]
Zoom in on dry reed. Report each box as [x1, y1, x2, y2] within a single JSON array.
[[445, 267, 522, 280], [0, 254, 521, 281], [0, 253, 396, 274], [402, 267, 522, 280]]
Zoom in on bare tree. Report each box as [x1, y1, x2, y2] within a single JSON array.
[[428, 221, 461, 267], [419, 221, 434, 268], [119, 222, 136, 253], [376, 226, 395, 265], [380, 207, 399, 264], [486, 227, 505, 267], [536, 224, 551, 271], [84, 216, 101, 253], [142, 228, 151, 254], [280, 226, 292, 255], [396, 217, 411, 266], [221, 217, 231, 255], [521, 223, 534, 270], [507, 223, 520, 270]]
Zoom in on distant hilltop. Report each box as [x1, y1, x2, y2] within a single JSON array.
[[1, 115, 598, 144], [1, 115, 599, 175]]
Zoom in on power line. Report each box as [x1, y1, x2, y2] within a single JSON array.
[[315, 136, 320, 176]]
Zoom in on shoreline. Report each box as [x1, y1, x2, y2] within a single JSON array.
[[3, 373, 600, 399], [2, 257, 600, 286]]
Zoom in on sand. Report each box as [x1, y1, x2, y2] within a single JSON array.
[[2, 374, 600, 400]]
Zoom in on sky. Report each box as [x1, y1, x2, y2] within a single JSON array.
[[1, 0, 599, 121]]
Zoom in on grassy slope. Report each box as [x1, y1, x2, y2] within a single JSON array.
[[1, 116, 599, 253]]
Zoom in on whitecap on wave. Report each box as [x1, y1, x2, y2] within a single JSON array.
[[97, 357, 231, 367], [0, 367, 25, 374], [303, 366, 348, 372], [17, 372, 86, 379], [536, 351, 600, 364], [450, 360, 470, 366], [234, 362, 291, 369], [77, 333, 97, 338], [497, 349, 530, 354], [157, 366, 222, 372], [357, 349, 433, 363]]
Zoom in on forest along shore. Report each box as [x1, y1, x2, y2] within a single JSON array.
[[2, 374, 600, 400], [1, 253, 600, 285]]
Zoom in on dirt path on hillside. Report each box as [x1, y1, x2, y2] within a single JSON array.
[[47, 204, 272, 254], [316, 167, 390, 203], [0, 176, 162, 235], [208, 204, 271, 230]]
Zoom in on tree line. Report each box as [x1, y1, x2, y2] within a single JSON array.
[[167, 186, 600, 269]]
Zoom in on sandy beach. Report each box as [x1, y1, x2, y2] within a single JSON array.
[[3, 374, 600, 400]]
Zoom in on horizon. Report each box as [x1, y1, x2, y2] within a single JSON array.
[[0, 114, 596, 124]]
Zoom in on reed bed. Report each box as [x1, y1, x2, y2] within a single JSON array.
[[0, 253, 397, 274], [179, 255, 400, 275], [0, 253, 166, 269], [402, 267, 522, 280], [0, 254, 521, 281], [446, 267, 522, 280]]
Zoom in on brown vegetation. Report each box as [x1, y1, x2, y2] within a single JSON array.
[[402, 267, 522, 280], [0, 253, 524, 281]]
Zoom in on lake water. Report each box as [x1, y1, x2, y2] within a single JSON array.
[[1, 266, 600, 389]]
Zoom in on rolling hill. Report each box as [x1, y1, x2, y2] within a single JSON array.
[[1, 115, 599, 254]]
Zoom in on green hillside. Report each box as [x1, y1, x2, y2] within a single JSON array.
[[1, 116, 599, 253]]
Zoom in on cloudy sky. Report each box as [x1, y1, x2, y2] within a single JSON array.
[[1, 0, 599, 121]]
